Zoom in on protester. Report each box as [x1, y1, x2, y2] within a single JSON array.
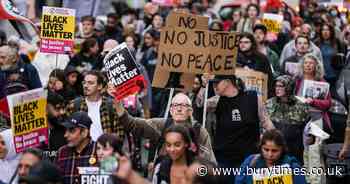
[[282, 34, 311, 77], [43, 92, 67, 161], [253, 24, 280, 77], [140, 29, 160, 83], [68, 38, 99, 73], [143, 13, 163, 34], [236, 3, 261, 33], [236, 32, 274, 97], [0, 129, 20, 184], [315, 23, 345, 86], [296, 54, 331, 184], [18, 148, 42, 177], [102, 13, 124, 44], [19, 161, 63, 184], [0, 45, 41, 98], [279, 23, 323, 66], [96, 133, 123, 184], [115, 92, 217, 164], [235, 129, 307, 184], [199, 74, 274, 183], [66, 70, 125, 141], [266, 75, 310, 162], [77, 16, 97, 40], [152, 124, 197, 184], [55, 111, 97, 184], [94, 39, 119, 71], [64, 66, 83, 99]]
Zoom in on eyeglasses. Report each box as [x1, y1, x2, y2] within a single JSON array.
[[171, 103, 191, 109]]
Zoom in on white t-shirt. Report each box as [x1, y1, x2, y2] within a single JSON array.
[[86, 99, 103, 141]]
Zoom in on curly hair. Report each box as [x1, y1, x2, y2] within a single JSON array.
[[298, 53, 325, 81]]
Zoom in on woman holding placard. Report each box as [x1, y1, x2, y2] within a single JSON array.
[[235, 129, 307, 184], [296, 53, 332, 184]]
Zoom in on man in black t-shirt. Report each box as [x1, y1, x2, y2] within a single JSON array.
[[199, 74, 274, 183]]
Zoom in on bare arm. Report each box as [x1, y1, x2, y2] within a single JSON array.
[[258, 96, 275, 130]]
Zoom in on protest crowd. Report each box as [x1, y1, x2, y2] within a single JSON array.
[[2, 0, 350, 184]]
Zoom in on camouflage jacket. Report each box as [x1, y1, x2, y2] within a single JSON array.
[[266, 97, 310, 125]]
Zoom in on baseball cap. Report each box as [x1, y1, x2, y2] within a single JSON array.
[[62, 111, 92, 129], [19, 161, 63, 184], [211, 75, 237, 83]]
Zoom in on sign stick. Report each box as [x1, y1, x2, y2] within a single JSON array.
[[202, 82, 209, 128], [164, 88, 175, 119]]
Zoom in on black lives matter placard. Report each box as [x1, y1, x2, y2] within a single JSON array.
[[103, 43, 145, 100]]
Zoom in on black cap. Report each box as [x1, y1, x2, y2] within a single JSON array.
[[62, 111, 92, 129], [19, 161, 63, 184], [211, 75, 237, 83]]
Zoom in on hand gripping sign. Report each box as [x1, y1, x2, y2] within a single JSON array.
[[103, 43, 146, 100], [7, 88, 48, 153]]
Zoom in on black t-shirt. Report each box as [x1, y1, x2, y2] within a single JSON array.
[[214, 91, 260, 164]]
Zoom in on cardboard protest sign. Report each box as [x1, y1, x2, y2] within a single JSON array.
[[166, 11, 209, 30], [156, 26, 238, 75], [153, 11, 211, 90], [262, 13, 283, 33], [235, 68, 268, 101], [252, 164, 293, 184], [40, 6, 75, 54], [104, 42, 146, 100], [7, 88, 48, 153]]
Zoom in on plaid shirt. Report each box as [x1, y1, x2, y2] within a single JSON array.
[[66, 96, 125, 140], [55, 140, 97, 184]]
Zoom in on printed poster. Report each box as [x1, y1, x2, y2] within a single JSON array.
[[253, 164, 293, 184], [103, 42, 146, 100], [301, 80, 330, 100], [7, 88, 48, 153], [262, 13, 283, 33], [40, 6, 75, 54]]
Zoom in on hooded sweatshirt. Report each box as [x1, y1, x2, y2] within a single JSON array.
[[0, 129, 20, 183]]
